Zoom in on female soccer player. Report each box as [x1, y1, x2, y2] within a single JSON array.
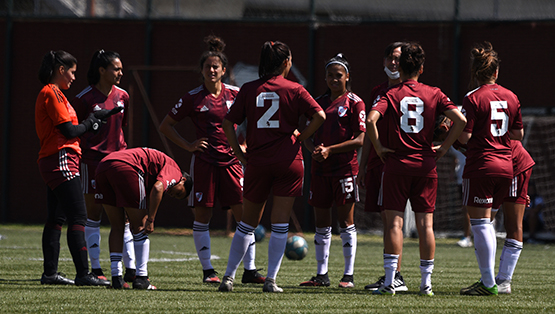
[[219, 40, 325, 293], [96, 147, 193, 289], [159, 36, 264, 284], [366, 42, 466, 296], [72, 49, 135, 284], [458, 42, 523, 296], [358, 42, 408, 292], [35, 50, 112, 287], [299, 53, 365, 288]]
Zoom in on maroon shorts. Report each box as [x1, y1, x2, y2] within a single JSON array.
[[243, 159, 304, 203], [95, 160, 146, 209], [309, 174, 359, 208], [80, 159, 100, 195], [364, 164, 384, 213], [462, 176, 511, 209], [379, 172, 437, 213], [38, 148, 81, 190], [504, 168, 532, 205], [188, 156, 243, 208]]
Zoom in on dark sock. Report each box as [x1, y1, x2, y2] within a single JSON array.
[[42, 223, 62, 276]]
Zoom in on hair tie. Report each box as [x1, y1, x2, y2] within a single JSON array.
[[325, 60, 349, 74], [270, 41, 275, 46]]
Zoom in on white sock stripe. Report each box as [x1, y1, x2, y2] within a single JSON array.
[[133, 232, 148, 242], [271, 224, 289, 234], [193, 221, 210, 232], [504, 239, 523, 250], [340, 224, 356, 233], [237, 222, 255, 234], [110, 255, 123, 262], [86, 219, 101, 228], [470, 218, 490, 226], [420, 259, 434, 266]]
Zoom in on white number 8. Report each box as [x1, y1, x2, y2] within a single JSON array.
[[490, 101, 508, 137], [400, 96, 424, 133], [256, 92, 280, 129]]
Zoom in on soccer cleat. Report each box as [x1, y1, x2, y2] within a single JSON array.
[[496, 278, 511, 294], [263, 278, 283, 293], [419, 285, 434, 296], [338, 275, 355, 288], [460, 281, 498, 296], [299, 273, 330, 287], [75, 272, 111, 286], [109, 276, 129, 289], [123, 268, 136, 282], [242, 268, 266, 284], [91, 268, 108, 281], [218, 275, 233, 292], [203, 269, 221, 284], [457, 236, 473, 248], [41, 272, 75, 285], [133, 276, 156, 290], [364, 275, 384, 290], [365, 272, 407, 291], [372, 284, 395, 296]]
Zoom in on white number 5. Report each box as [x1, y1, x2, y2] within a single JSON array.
[[256, 92, 280, 129], [490, 101, 508, 137]]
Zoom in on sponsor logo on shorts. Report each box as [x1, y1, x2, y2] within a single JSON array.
[[474, 196, 493, 204], [95, 193, 103, 200], [196, 192, 203, 202], [91, 179, 96, 190]]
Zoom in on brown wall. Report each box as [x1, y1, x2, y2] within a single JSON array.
[[1, 19, 552, 229]]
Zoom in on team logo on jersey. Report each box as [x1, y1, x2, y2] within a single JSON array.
[[200, 105, 209, 112], [166, 179, 177, 190], [338, 106, 347, 117], [226, 100, 233, 110], [196, 192, 203, 202], [93, 105, 102, 111], [117, 100, 125, 108]]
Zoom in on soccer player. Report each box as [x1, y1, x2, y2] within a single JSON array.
[[219, 40, 325, 293], [366, 42, 466, 296], [95, 147, 193, 289], [458, 42, 523, 296], [159, 35, 264, 285], [35, 50, 112, 287], [299, 53, 365, 288], [358, 41, 409, 292], [72, 50, 136, 284]]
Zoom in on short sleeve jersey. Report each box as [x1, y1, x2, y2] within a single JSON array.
[[372, 79, 457, 177], [462, 84, 523, 179], [311, 92, 366, 176], [35, 84, 81, 161], [168, 83, 239, 166], [367, 81, 390, 170], [73, 85, 128, 162], [511, 140, 534, 176], [101, 147, 182, 193], [225, 75, 322, 166]]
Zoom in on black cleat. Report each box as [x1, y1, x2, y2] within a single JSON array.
[[123, 268, 136, 282], [242, 269, 266, 284], [41, 272, 75, 285], [75, 272, 111, 286], [299, 273, 330, 287], [133, 276, 156, 290]]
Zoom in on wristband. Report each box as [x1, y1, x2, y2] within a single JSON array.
[[146, 217, 154, 223]]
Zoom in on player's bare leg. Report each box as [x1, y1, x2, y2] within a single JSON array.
[[415, 212, 435, 295]]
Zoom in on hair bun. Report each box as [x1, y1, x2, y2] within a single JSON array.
[[204, 35, 225, 52]]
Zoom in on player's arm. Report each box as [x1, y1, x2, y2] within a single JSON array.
[[510, 128, 524, 141], [223, 118, 247, 165], [57, 113, 102, 139], [366, 110, 393, 163], [143, 181, 164, 234], [159, 115, 208, 153], [297, 110, 325, 142], [356, 136, 372, 187], [313, 131, 364, 162], [435, 108, 467, 160]]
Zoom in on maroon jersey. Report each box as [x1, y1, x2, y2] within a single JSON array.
[[73, 85, 128, 162], [462, 84, 523, 179], [100, 147, 182, 193], [311, 92, 366, 176], [225, 75, 322, 166], [367, 81, 391, 170], [372, 79, 456, 177], [511, 140, 534, 176], [169, 83, 239, 166]]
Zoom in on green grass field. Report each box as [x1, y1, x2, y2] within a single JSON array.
[[0, 224, 554, 313]]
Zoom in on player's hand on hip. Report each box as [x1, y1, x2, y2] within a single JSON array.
[[189, 138, 209, 153]]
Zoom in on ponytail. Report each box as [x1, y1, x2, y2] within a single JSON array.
[[258, 41, 290, 78], [38, 50, 77, 85]]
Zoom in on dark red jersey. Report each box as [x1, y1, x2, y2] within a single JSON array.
[[311, 92, 366, 176], [462, 84, 523, 179], [225, 75, 322, 166], [100, 147, 182, 193], [372, 80, 456, 177], [73, 85, 128, 161], [511, 140, 534, 176], [169, 83, 239, 166]]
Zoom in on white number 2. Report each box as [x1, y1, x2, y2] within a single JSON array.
[[490, 101, 508, 137], [256, 92, 280, 129], [400, 96, 424, 133]]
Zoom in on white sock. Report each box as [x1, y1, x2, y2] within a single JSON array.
[[471, 218, 495, 288], [224, 222, 255, 278], [85, 219, 102, 269], [242, 233, 257, 271], [110, 252, 123, 277], [123, 223, 135, 270], [496, 238, 523, 282], [340, 224, 357, 276], [314, 226, 331, 275], [133, 232, 150, 277], [383, 254, 399, 287], [266, 223, 289, 280], [490, 221, 497, 271], [193, 221, 213, 270], [420, 259, 434, 289]]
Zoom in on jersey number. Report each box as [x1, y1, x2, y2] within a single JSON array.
[[400, 96, 424, 133], [490, 101, 508, 137], [256, 92, 280, 129]]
